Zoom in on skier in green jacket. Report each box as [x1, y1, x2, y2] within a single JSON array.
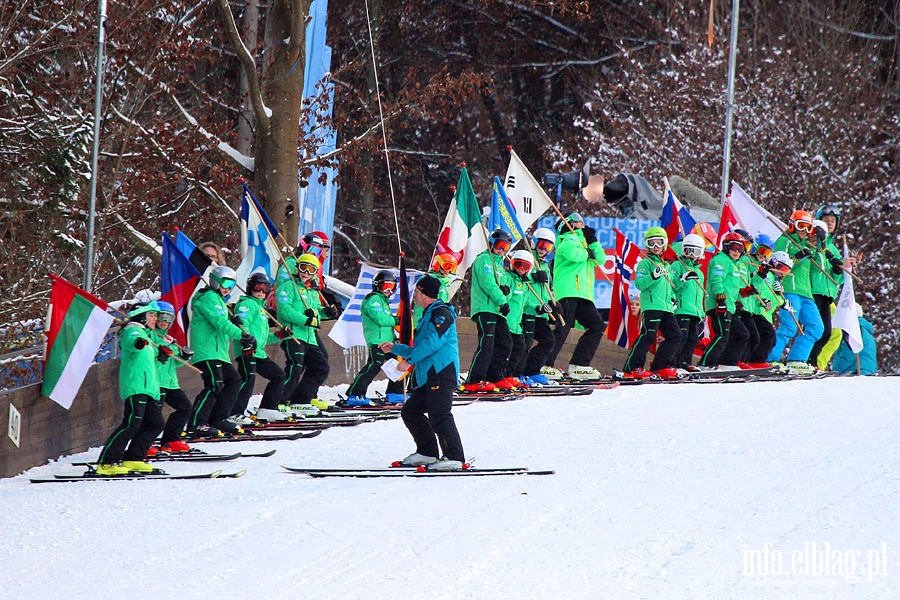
[[523, 228, 558, 381], [232, 271, 288, 423], [669, 233, 706, 371], [808, 204, 854, 367], [464, 229, 515, 390], [699, 231, 751, 369], [275, 253, 330, 415], [505, 250, 535, 380], [546, 211, 608, 379], [188, 265, 255, 437], [96, 303, 167, 476], [345, 270, 407, 406], [148, 300, 194, 454], [622, 226, 682, 379]]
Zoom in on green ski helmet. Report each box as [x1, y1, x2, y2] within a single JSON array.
[[643, 226, 667, 242]]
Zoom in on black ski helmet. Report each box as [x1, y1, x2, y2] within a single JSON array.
[[489, 229, 513, 248], [247, 271, 271, 292], [372, 270, 397, 294]]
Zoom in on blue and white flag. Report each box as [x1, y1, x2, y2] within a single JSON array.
[[488, 176, 526, 243], [234, 181, 282, 300], [328, 262, 424, 349]]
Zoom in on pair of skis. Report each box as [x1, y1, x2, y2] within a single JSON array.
[[30, 469, 247, 483], [281, 465, 555, 478]]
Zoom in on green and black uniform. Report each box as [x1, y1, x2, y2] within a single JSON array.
[[232, 293, 285, 415], [149, 328, 192, 445], [346, 291, 405, 400], [624, 253, 682, 372]]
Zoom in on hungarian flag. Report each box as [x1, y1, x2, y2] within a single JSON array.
[[160, 234, 203, 346], [42, 274, 116, 409], [432, 165, 488, 296], [605, 229, 641, 349], [503, 147, 553, 233]]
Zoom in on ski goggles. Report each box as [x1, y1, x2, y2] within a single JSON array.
[[306, 244, 328, 257], [723, 240, 746, 254], [379, 281, 397, 294], [250, 282, 271, 294], [566, 212, 584, 224], [645, 237, 666, 249], [297, 263, 319, 275], [156, 311, 174, 324], [511, 259, 533, 274], [755, 246, 773, 260], [818, 204, 841, 218], [682, 246, 704, 259], [794, 220, 813, 233], [492, 239, 512, 253], [220, 279, 236, 290], [535, 239, 554, 253]]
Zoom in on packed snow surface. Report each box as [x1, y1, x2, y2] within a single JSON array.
[[2, 376, 900, 599]]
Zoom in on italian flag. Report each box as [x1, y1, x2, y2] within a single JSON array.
[[42, 274, 116, 409], [432, 165, 488, 290]]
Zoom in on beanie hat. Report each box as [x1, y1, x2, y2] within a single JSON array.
[[416, 275, 441, 299]]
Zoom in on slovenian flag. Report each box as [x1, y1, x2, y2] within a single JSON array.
[[42, 275, 115, 409]]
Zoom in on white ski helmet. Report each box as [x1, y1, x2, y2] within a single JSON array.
[[681, 233, 705, 259], [508, 249, 535, 273], [769, 250, 794, 271], [532, 227, 556, 244]]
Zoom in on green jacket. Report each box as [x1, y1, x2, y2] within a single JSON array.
[[361, 291, 397, 345], [774, 232, 814, 298], [470, 251, 513, 316], [149, 328, 180, 390], [233, 294, 277, 359], [810, 236, 844, 298], [506, 271, 528, 335], [119, 324, 160, 401], [704, 251, 748, 313], [275, 269, 323, 345], [669, 257, 705, 317], [189, 287, 244, 363], [633, 253, 676, 313], [739, 255, 761, 314], [552, 229, 607, 302]]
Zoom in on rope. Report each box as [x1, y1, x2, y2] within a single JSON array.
[[363, 0, 402, 257]]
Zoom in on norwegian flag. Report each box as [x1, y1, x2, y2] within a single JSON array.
[[606, 228, 642, 349]]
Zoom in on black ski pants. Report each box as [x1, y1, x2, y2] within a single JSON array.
[[98, 394, 165, 464], [191, 359, 241, 429], [234, 353, 286, 415], [401, 365, 465, 462], [624, 309, 682, 372], [524, 316, 556, 376], [467, 312, 511, 383], [675, 314, 702, 369], [346, 345, 404, 398], [286, 341, 330, 405], [546, 297, 606, 368], [159, 387, 191, 444], [746, 314, 776, 363], [808, 294, 835, 365], [718, 310, 751, 366]]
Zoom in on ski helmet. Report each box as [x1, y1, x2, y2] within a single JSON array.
[[128, 302, 157, 324], [555, 210, 583, 234], [753, 233, 774, 250], [769, 250, 794, 272], [372, 270, 397, 295], [812, 219, 829, 241], [209, 265, 237, 291], [721, 231, 746, 255], [788, 210, 814, 234], [508, 249, 535, 274], [815, 203, 841, 224], [299, 232, 329, 257], [247, 271, 271, 294], [151, 300, 175, 323], [296, 253, 320, 275], [681, 233, 705, 259], [431, 252, 459, 275], [532, 227, 556, 244], [692, 222, 717, 247], [643, 226, 667, 242], [489, 229, 513, 252]]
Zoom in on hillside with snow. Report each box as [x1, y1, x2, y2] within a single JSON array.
[[2, 376, 899, 599]]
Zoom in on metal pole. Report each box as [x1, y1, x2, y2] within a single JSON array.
[[719, 0, 740, 206], [84, 0, 108, 291]]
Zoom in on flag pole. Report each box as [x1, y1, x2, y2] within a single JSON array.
[[719, 0, 740, 207], [84, 0, 108, 291]]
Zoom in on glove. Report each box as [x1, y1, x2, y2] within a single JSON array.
[[735, 300, 743, 312], [394, 316, 401, 325], [783, 299, 795, 313], [179, 346, 194, 361], [715, 294, 727, 315], [323, 304, 339, 319], [538, 303, 554, 315], [499, 303, 510, 317], [499, 285, 510, 296], [304, 308, 316, 319], [304, 310, 320, 328], [157, 346, 173, 363], [771, 279, 784, 293], [532, 270, 549, 284], [308, 277, 321, 290], [230, 315, 244, 328], [134, 337, 149, 350], [651, 266, 663, 280], [828, 256, 843, 273], [582, 226, 597, 246], [739, 285, 757, 298], [585, 248, 596, 261], [761, 298, 773, 311], [757, 264, 770, 277], [680, 271, 699, 282], [275, 326, 293, 340], [240, 333, 257, 355], [794, 248, 812, 260]]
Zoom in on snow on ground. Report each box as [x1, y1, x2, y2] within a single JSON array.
[[2, 376, 900, 599]]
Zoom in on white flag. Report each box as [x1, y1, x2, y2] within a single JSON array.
[[328, 262, 424, 349], [729, 181, 787, 240], [831, 246, 863, 353], [504, 148, 553, 233]]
